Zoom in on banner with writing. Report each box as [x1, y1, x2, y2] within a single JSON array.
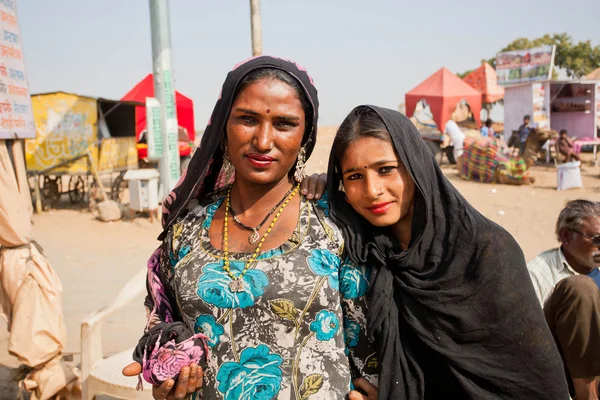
[[495, 45, 555, 86], [0, 0, 34, 138], [145, 97, 163, 160], [25, 93, 97, 173]]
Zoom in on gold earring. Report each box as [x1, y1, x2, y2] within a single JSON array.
[[294, 147, 307, 183], [222, 145, 234, 174]]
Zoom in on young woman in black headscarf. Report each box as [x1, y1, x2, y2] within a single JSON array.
[[123, 57, 378, 400], [326, 105, 569, 399]]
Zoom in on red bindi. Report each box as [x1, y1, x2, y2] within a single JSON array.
[[266, 109, 270, 114]]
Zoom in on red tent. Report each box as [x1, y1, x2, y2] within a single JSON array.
[[121, 74, 195, 142], [405, 67, 482, 132], [463, 62, 504, 104]]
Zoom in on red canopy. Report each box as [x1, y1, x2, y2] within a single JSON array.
[[121, 74, 195, 142], [405, 67, 482, 132], [463, 62, 504, 104]]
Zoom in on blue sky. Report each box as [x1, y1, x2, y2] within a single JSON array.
[[18, 0, 600, 128]]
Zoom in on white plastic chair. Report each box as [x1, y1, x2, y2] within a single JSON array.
[[80, 268, 152, 399]]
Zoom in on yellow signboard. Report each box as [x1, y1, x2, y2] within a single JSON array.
[[25, 92, 98, 173], [98, 137, 138, 173]]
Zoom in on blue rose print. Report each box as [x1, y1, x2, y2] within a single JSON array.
[[216, 344, 283, 400], [340, 261, 370, 299], [169, 245, 191, 272], [307, 249, 340, 290], [197, 260, 268, 309], [202, 199, 223, 230], [343, 317, 360, 349], [194, 315, 224, 347], [310, 310, 340, 341], [316, 191, 330, 216]]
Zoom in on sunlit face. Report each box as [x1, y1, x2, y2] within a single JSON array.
[[226, 77, 306, 186], [340, 136, 415, 228], [562, 216, 600, 271]]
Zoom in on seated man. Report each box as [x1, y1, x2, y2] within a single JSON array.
[[557, 129, 581, 163], [528, 200, 600, 400], [517, 114, 531, 156], [480, 118, 494, 138]]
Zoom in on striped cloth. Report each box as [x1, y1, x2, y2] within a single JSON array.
[[460, 137, 529, 183]]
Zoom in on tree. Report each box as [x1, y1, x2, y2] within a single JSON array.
[[460, 33, 600, 79], [564, 40, 600, 78]]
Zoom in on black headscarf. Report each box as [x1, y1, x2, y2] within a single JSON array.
[[159, 56, 319, 237], [327, 106, 569, 399]]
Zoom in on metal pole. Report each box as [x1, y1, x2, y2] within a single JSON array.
[[149, 0, 180, 199], [250, 0, 262, 56]]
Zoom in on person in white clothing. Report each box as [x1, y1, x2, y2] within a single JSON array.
[[527, 200, 600, 400], [442, 119, 465, 160]]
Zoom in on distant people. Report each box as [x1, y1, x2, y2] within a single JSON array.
[[480, 119, 495, 138], [528, 200, 600, 400], [557, 129, 581, 163], [517, 115, 531, 156], [442, 119, 466, 161]]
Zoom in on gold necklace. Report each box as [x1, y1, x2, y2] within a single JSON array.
[[224, 184, 300, 292], [228, 185, 295, 244]]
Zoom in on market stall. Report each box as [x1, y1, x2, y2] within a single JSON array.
[[405, 67, 482, 132], [121, 74, 195, 162], [24, 92, 140, 209], [503, 80, 600, 156], [463, 62, 505, 104]]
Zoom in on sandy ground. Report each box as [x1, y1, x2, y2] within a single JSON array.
[[1, 127, 599, 397]]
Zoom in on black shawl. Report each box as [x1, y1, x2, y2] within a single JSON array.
[[327, 106, 569, 399], [159, 56, 319, 237]]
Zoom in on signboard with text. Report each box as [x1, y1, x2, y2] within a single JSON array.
[[495, 45, 555, 86], [145, 97, 163, 160], [0, 0, 34, 139]]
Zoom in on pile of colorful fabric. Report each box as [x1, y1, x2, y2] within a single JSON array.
[[460, 137, 529, 183]]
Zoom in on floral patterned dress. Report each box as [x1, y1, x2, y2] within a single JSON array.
[[146, 191, 378, 399]]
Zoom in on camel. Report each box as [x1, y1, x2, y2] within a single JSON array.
[[457, 127, 555, 185]]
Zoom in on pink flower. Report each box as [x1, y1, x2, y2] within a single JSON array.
[[142, 335, 208, 386]]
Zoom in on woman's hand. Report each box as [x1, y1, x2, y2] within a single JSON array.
[[348, 378, 378, 400], [122, 361, 203, 400], [300, 173, 327, 200]]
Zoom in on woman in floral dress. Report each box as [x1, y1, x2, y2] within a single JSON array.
[[125, 57, 378, 400]]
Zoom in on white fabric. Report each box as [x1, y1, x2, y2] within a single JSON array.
[[557, 161, 583, 191], [444, 120, 465, 151], [527, 247, 580, 307], [0, 140, 80, 399]]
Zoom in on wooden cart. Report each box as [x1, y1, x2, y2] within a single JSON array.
[[24, 92, 140, 210]]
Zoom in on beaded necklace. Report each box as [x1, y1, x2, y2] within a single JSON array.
[[223, 184, 300, 292]]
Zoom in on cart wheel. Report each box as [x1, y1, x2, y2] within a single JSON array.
[[40, 176, 62, 210], [68, 176, 85, 204], [89, 178, 101, 201], [110, 172, 126, 202]]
